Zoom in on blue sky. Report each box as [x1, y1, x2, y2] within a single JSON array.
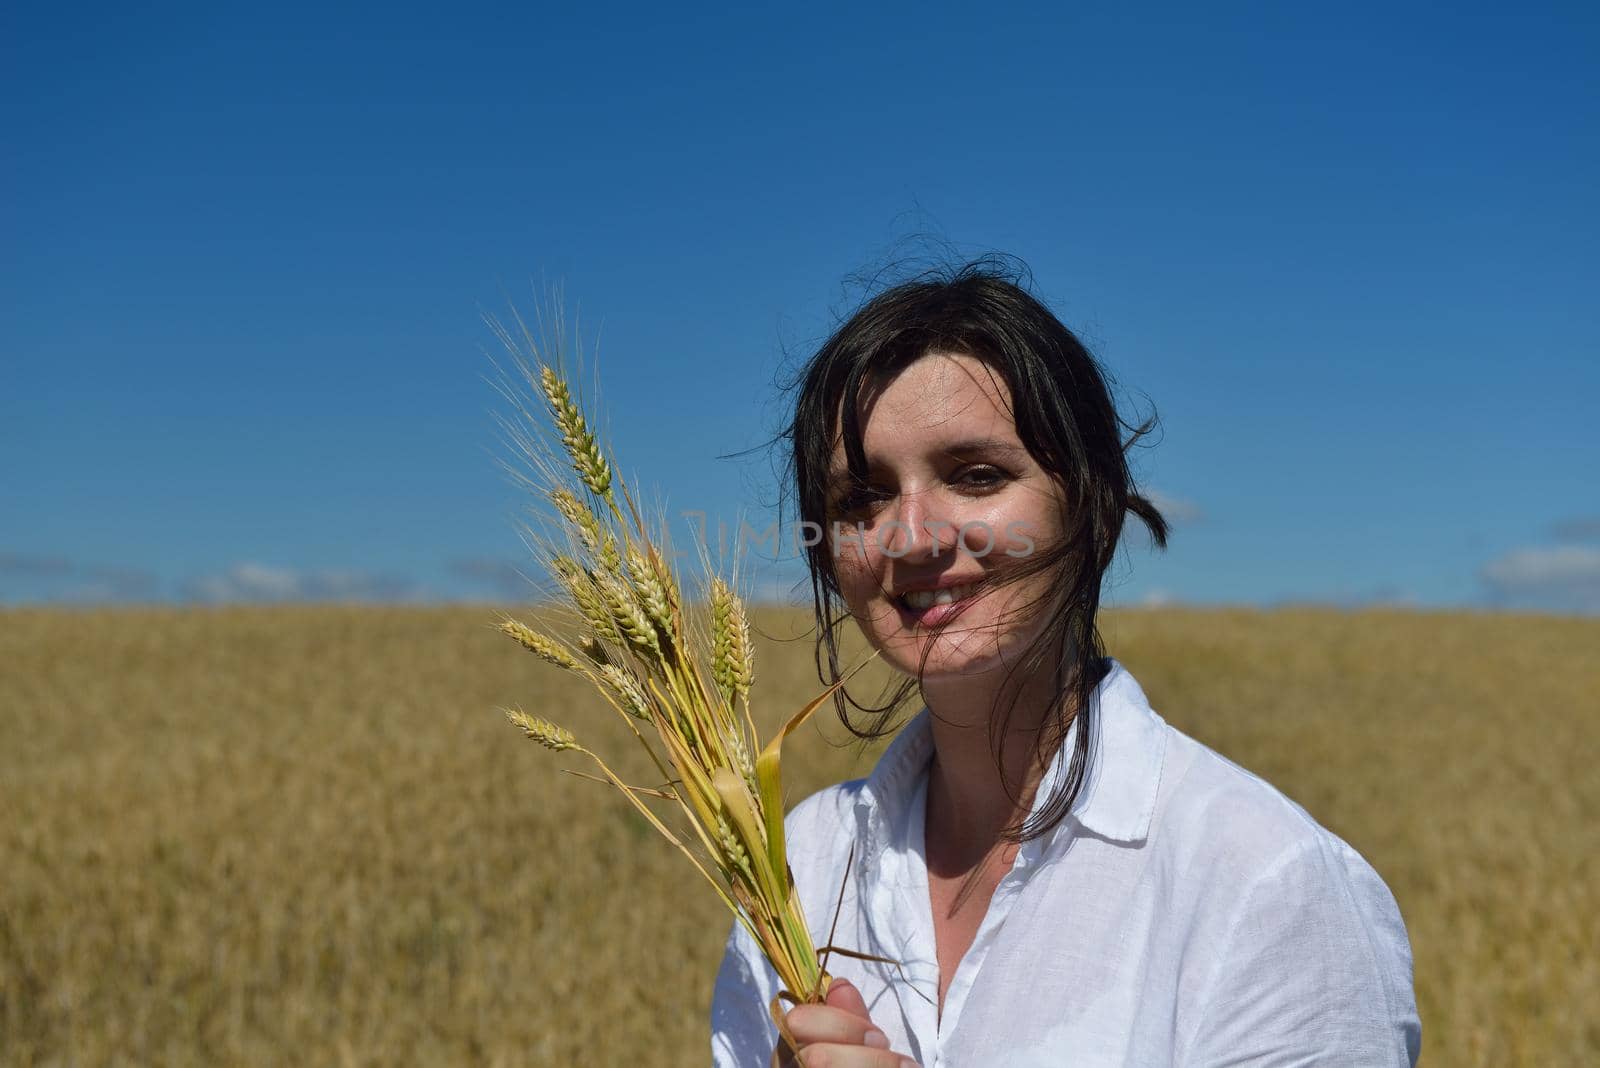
[[4, 1, 1597, 613]]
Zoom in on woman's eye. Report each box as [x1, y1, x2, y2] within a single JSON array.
[[832, 487, 887, 514], [956, 465, 1009, 491]]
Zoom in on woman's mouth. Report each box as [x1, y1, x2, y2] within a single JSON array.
[[895, 582, 981, 627]]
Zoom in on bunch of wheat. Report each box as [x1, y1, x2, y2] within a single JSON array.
[[486, 308, 878, 1054]]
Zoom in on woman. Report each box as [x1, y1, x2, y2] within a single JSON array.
[[710, 259, 1421, 1067]]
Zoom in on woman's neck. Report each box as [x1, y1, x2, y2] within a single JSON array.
[[919, 665, 1071, 874]]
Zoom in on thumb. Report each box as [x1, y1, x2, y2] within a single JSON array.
[[825, 977, 871, 1019]]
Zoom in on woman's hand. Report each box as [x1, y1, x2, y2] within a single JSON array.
[[774, 978, 918, 1067]]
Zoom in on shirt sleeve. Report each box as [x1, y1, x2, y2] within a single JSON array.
[[1182, 838, 1423, 1067], [710, 916, 783, 1068]]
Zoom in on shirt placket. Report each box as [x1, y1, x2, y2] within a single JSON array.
[[927, 834, 1048, 1062], [885, 769, 1051, 1066], [922, 718, 1078, 1064]]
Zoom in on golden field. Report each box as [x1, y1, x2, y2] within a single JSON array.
[[1, 603, 1595, 1066]]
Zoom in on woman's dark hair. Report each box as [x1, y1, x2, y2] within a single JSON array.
[[779, 254, 1170, 846]]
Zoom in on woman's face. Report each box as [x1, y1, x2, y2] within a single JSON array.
[[824, 351, 1069, 681]]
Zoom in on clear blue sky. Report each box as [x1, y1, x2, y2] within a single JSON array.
[[4, 1, 1597, 613]]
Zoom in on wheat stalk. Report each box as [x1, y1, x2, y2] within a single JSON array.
[[484, 302, 881, 1025]]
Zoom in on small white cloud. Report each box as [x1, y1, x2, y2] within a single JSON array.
[[0, 553, 76, 577], [1266, 585, 1422, 611], [450, 558, 539, 601], [1146, 489, 1204, 525], [181, 562, 419, 604], [740, 567, 810, 606], [0, 553, 160, 603], [1364, 586, 1422, 609], [1480, 545, 1600, 613], [202, 563, 301, 601]]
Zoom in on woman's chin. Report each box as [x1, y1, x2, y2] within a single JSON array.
[[883, 638, 1006, 680]]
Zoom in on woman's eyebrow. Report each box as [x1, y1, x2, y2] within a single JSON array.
[[938, 438, 1027, 458], [826, 439, 1026, 481]]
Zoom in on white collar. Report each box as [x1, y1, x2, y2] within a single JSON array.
[[852, 657, 1169, 871]]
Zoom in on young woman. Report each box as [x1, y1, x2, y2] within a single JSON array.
[[710, 260, 1421, 1067]]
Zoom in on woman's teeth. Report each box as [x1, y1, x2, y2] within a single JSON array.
[[902, 583, 978, 609]]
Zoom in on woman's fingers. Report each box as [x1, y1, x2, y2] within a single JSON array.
[[782, 980, 917, 1066], [797, 1044, 916, 1067], [786, 979, 882, 1048], [775, 1033, 914, 1068], [824, 977, 872, 1018], [785, 1003, 888, 1049]]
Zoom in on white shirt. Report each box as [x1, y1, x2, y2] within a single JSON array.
[[710, 657, 1421, 1067]]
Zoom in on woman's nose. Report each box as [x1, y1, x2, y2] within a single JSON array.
[[883, 490, 958, 561]]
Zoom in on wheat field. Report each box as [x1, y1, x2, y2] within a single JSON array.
[[1, 604, 1595, 1065]]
